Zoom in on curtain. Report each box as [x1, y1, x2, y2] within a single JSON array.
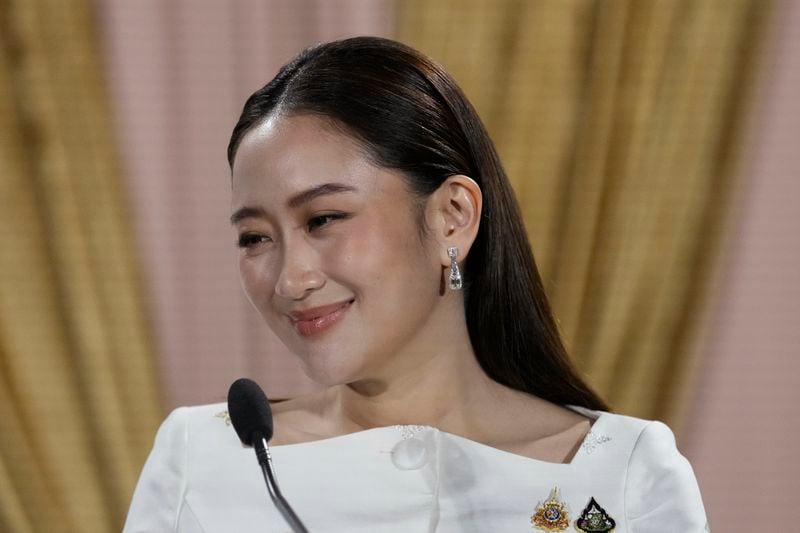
[[397, 0, 770, 430], [0, 0, 163, 531]]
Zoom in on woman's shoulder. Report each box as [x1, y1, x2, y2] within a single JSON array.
[[160, 401, 232, 426], [567, 405, 688, 462], [572, 409, 707, 529], [570, 407, 702, 497], [568, 405, 653, 438], [150, 402, 240, 447], [157, 395, 320, 433]]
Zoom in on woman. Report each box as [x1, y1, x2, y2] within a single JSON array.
[[124, 36, 708, 532]]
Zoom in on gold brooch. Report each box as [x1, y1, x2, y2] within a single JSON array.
[[531, 487, 570, 531], [214, 410, 231, 426]]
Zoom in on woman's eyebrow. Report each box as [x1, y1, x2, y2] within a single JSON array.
[[230, 206, 267, 225], [230, 182, 358, 225], [286, 182, 357, 208]]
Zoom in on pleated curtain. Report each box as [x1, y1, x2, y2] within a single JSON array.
[[0, 1, 162, 531]]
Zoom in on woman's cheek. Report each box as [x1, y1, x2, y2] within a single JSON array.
[[330, 240, 359, 277], [316, 228, 365, 279], [239, 255, 276, 311]]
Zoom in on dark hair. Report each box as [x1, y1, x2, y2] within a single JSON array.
[[228, 36, 608, 411]]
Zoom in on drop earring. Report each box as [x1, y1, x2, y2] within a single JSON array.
[[447, 246, 462, 290]]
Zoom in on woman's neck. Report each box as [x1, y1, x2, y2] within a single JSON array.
[[324, 307, 507, 438]]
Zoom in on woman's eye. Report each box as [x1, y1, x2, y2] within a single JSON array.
[[237, 233, 271, 249], [307, 213, 347, 232]]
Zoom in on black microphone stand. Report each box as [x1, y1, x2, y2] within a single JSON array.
[[254, 433, 309, 533]]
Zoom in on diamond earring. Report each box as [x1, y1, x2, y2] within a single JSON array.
[[447, 246, 462, 290]]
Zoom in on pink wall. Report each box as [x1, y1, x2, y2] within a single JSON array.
[[682, 1, 800, 530]]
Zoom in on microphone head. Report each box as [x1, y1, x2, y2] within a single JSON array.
[[227, 378, 274, 445]]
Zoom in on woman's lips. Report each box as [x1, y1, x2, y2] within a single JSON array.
[[289, 299, 353, 337]]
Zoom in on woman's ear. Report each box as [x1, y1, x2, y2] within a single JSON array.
[[425, 174, 483, 266]]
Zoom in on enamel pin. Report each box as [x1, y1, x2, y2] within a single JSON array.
[[530, 487, 570, 531], [575, 497, 616, 532]]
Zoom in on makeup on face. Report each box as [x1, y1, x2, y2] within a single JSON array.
[[231, 114, 443, 386], [288, 298, 355, 337]]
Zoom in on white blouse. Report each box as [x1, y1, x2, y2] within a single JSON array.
[[123, 403, 709, 532]]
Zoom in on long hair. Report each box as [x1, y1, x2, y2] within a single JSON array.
[[228, 36, 608, 411]]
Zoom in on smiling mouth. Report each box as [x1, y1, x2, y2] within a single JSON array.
[[290, 299, 354, 337]]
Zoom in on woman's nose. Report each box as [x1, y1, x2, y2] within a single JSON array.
[[274, 241, 325, 300]]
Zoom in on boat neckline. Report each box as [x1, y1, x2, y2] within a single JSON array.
[[262, 405, 607, 467]]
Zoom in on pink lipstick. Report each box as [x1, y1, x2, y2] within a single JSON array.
[[289, 299, 353, 337]]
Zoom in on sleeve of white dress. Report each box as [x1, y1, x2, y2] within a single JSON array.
[[122, 407, 189, 533], [624, 421, 709, 532]]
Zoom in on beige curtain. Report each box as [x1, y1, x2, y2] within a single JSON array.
[[0, 1, 163, 531], [397, 0, 770, 430]]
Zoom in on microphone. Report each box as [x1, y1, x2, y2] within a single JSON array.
[[227, 378, 309, 533]]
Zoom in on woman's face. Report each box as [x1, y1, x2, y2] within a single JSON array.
[[231, 114, 444, 386]]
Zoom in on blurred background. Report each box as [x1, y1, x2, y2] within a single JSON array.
[[1, 0, 797, 531]]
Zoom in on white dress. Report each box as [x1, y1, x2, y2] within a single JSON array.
[[123, 403, 709, 532]]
